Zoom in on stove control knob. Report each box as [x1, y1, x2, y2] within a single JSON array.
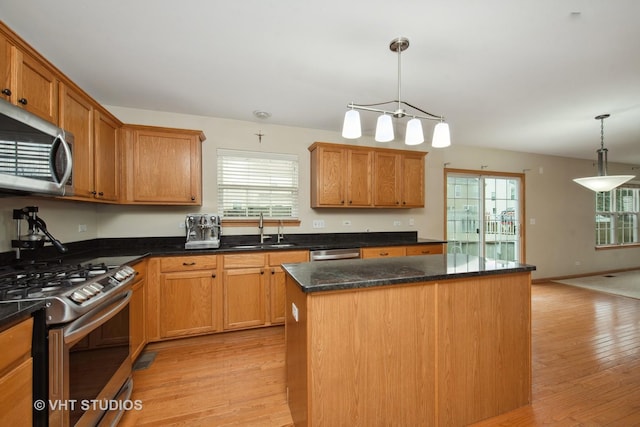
[[81, 287, 96, 297], [87, 284, 102, 294], [114, 271, 126, 281], [70, 291, 88, 303]]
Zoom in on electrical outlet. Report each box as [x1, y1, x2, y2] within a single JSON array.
[[313, 220, 325, 228], [409, 218, 415, 226], [291, 302, 299, 322], [393, 220, 401, 226], [78, 224, 87, 232]]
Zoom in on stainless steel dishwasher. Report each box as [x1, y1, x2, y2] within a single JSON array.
[[309, 248, 361, 261]]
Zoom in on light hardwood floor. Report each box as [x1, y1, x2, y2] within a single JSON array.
[[120, 282, 640, 426]]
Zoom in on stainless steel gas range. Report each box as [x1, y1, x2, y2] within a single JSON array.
[[0, 257, 139, 427]]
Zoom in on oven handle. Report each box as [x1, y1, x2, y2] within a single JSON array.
[[63, 290, 132, 344]]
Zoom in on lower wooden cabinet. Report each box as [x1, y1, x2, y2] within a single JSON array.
[[361, 246, 406, 258], [269, 251, 309, 324], [362, 244, 445, 259], [146, 255, 221, 340], [0, 317, 33, 426], [130, 260, 147, 361]]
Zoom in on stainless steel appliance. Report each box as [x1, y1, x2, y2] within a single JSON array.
[[185, 213, 221, 249], [12, 206, 68, 259], [309, 248, 361, 261], [0, 98, 73, 196], [0, 257, 138, 426]]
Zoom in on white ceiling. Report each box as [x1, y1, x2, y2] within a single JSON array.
[[2, 0, 640, 164]]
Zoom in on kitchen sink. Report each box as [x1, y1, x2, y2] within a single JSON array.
[[229, 243, 297, 249]]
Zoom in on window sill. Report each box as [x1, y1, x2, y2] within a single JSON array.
[[596, 243, 640, 250], [221, 218, 301, 227]]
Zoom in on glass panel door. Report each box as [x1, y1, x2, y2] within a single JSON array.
[[446, 172, 522, 262]]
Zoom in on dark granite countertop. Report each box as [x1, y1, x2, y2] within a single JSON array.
[[0, 232, 446, 266], [282, 254, 536, 293], [0, 300, 44, 333]]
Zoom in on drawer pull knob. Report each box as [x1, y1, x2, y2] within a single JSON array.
[[183, 262, 196, 266], [18, 97, 28, 105], [1, 88, 10, 96]]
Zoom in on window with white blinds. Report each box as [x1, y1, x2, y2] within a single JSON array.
[[217, 149, 299, 219]]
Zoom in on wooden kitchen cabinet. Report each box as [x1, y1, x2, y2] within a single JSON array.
[[405, 244, 444, 255], [130, 260, 147, 361], [222, 253, 268, 330], [93, 110, 121, 202], [0, 27, 58, 123], [361, 246, 407, 259], [268, 250, 309, 324], [153, 255, 221, 339], [222, 250, 309, 329], [309, 142, 372, 207], [59, 83, 95, 199], [309, 142, 426, 209], [0, 317, 33, 426], [120, 125, 205, 205], [373, 151, 425, 207]]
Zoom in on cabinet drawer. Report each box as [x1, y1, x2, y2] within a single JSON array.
[[405, 245, 444, 256], [0, 317, 32, 375], [160, 255, 218, 272], [361, 246, 406, 258], [268, 250, 309, 267], [223, 253, 266, 269]]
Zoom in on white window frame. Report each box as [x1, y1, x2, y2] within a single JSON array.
[[217, 149, 299, 219], [595, 185, 640, 247]]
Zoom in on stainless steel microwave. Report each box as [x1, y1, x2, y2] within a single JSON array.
[[0, 98, 73, 196]]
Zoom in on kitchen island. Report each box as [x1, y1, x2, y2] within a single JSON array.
[[282, 254, 536, 427]]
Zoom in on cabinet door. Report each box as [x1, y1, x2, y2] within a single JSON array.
[[312, 145, 346, 207], [270, 266, 287, 324], [59, 83, 95, 199], [0, 358, 32, 426], [373, 152, 401, 206], [130, 278, 146, 361], [223, 267, 267, 330], [401, 154, 425, 207], [0, 32, 10, 102], [13, 48, 58, 123], [126, 129, 202, 204], [160, 270, 219, 338], [93, 110, 120, 201], [346, 149, 372, 207]]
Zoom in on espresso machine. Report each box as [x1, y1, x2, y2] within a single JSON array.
[[185, 213, 221, 249]]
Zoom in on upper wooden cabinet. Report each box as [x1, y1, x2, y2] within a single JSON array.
[[373, 151, 425, 208], [0, 29, 58, 123], [309, 143, 372, 207], [309, 142, 426, 209], [93, 110, 121, 202], [120, 125, 205, 205]]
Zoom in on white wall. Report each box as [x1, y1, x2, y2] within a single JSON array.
[[1, 106, 639, 280]]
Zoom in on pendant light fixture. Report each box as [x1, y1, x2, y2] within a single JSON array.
[[341, 37, 451, 147], [573, 114, 634, 192]]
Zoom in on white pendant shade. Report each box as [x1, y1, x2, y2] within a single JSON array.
[[432, 122, 451, 148], [405, 118, 424, 145], [573, 175, 635, 192], [375, 115, 394, 142], [342, 110, 361, 139]]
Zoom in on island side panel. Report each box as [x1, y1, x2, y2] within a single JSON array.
[[307, 282, 437, 426], [437, 272, 532, 426], [285, 275, 310, 427]]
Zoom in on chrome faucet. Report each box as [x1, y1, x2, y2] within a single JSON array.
[[277, 220, 284, 243], [259, 213, 271, 244]]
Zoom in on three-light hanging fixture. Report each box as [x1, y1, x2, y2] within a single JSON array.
[[341, 37, 451, 147], [573, 114, 634, 192]]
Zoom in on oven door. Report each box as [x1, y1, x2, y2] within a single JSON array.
[[48, 288, 132, 427]]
